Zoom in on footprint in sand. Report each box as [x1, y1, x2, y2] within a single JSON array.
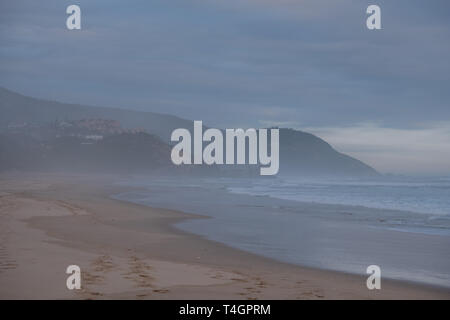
[[250, 276, 268, 289], [83, 254, 117, 285], [82, 271, 104, 285], [123, 256, 154, 288], [153, 289, 169, 294], [0, 259, 18, 272], [0, 228, 18, 273], [298, 290, 325, 299], [56, 201, 88, 216], [92, 254, 116, 273]]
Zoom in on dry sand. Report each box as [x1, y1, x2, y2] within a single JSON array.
[[0, 173, 448, 299]]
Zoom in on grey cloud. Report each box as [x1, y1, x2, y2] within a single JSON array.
[[1, 0, 450, 172]]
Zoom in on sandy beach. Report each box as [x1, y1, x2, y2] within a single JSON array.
[[0, 173, 448, 300]]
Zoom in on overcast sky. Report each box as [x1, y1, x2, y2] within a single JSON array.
[[1, 0, 449, 174]]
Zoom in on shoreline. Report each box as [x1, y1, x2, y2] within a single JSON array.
[[113, 182, 450, 290], [114, 194, 450, 292], [0, 173, 449, 299], [113, 192, 450, 292]]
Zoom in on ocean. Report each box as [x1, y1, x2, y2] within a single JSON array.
[[113, 175, 450, 288], [227, 176, 450, 235]]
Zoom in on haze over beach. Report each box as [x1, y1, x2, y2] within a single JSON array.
[[1, 0, 450, 300]]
